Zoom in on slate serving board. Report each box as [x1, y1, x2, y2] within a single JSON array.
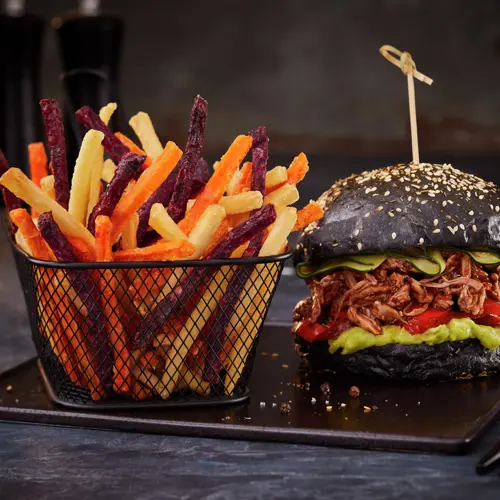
[[1, 325, 500, 455]]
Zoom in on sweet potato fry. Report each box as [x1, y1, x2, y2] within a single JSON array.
[[9, 208, 54, 261], [129, 112, 163, 160], [219, 191, 263, 215], [110, 142, 183, 243], [263, 183, 299, 207], [121, 212, 139, 250], [0, 149, 22, 214], [286, 152, 309, 185], [15, 231, 31, 254], [0, 168, 96, 256], [249, 126, 268, 195], [95, 215, 133, 393], [293, 201, 324, 231], [69, 130, 105, 226], [188, 205, 226, 258], [204, 218, 231, 256], [88, 152, 144, 234], [178, 135, 252, 234], [99, 102, 117, 125], [28, 143, 49, 218], [40, 175, 55, 199], [231, 161, 252, 195], [115, 132, 153, 168], [190, 157, 209, 196], [131, 381, 153, 400], [113, 239, 195, 262]]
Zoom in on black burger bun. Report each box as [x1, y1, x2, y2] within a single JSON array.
[[293, 333, 500, 381], [296, 163, 500, 264]]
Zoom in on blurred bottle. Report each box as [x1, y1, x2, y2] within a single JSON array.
[[53, 0, 124, 169], [0, 0, 44, 175]]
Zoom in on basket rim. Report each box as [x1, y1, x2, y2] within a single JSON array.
[[5, 217, 294, 269]]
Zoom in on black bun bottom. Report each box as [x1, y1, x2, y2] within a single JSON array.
[[293, 334, 500, 381]]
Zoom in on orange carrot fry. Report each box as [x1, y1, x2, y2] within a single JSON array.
[[67, 236, 96, 263], [204, 218, 232, 256], [115, 132, 153, 168], [131, 381, 153, 400], [178, 135, 252, 235], [110, 141, 183, 242], [232, 161, 252, 194], [293, 201, 324, 232], [95, 215, 133, 393], [9, 208, 54, 260], [286, 152, 309, 185], [28, 143, 48, 218], [113, 239, 195, 262]]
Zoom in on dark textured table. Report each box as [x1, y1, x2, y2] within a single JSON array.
[[2, 155, 500, 499]]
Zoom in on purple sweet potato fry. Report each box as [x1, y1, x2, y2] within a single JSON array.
[[190, 158, 209, 197], [134, 204, 277, 347], [87, 152, 145, 234], [0, 149, 22, 216], [167, 95, 208, 223], [40, 99, 70, 209], [75, 106, 129, 163], [38, 212, 113, 387]]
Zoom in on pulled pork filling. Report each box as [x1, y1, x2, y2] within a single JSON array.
[[294, 253, 500, 335]]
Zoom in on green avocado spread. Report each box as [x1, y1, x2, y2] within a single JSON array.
[[328, 318, 500, 355]]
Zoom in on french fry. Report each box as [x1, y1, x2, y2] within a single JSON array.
[[86, 144, 105, 225], [231, 161, 252, 195], [58, 272, 88, 315], [40, 175, 55, 199], [0, 149, 22, 213], [110, 142, 183, 242], [115, 132, 153, 168], [204, 218, 232, 256], [129, 111, 163, 160], [219, 191, 263, 215], [176, 365, 211, 395], [149, 203, 189, 242], [293, 201, 324, 231], [160, 269, 232, 398], [264, 183, 299, 207], [15, 230, 32, 255], [227, 169, 242, 196], [101, 159, 116, 183], [95, 215, 133, 393], [178, 135, 252, 234], [0, 168, 96, 256], [121, 212, 139, 250], [286, 152, 309, 185], [186, 199, 196, 212], [224, 207, 297, 395], [113, 239, 195, 262], [9, 209, 54, 260], [265, 166, 287, 191], [188, 205, 226, 258], [68, 130, 105, 226], [28, 143, 48, 218], [131, 381, 153, 400], [99, 102, 117, 125]]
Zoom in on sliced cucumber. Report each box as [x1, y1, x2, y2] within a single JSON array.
[[296, 256, 385, 279], [427, 248, 446, 273], [399, 255, 442, 276], [463, 250, 500, 265], [348, 254, 387, 267]]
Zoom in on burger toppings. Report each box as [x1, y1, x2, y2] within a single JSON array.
[[294, 251, 500, 339]]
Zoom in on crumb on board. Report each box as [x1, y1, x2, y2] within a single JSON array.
[[320, 382, 331, 395], [260, 402, 266, 408], [281, 364, 289, 369], [372, 405, 379, 411], [363, 406, 371, 413], [340, 403, 346, 408], [6, 385, 12, 393], [280, 403, 291, 415], [349, 386, 360, 398], [261, 352, 269, 358], [326, 405, 333, 412], [311, 397, 317, 404], [271, 353, 279, 359]]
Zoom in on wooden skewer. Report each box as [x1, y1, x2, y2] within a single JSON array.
[[379, 45, 433, 165]]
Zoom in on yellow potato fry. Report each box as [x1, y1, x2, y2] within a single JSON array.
[[188, 204, 226, 258], [0, 168, 96, 253], [121, 212, 139, 250], [160, 269, 233, 399], [69, 130, 104, 225], [186, 199, 196, 213], [15, 230, 32, 255], [101, 159, 116, 183], [40, 175, 55, 200], [86, 146, 104, 224], [219, 191, 263, 215], [129, 111, 163, 160], [264, 183, 299, 207], [149, 203, 188, 242], [265, 166, 287, 191], [226, 169, 242, 195], [260, 206, 297, 257], [99, 102, 117, 125], [176, 366, 211, 395]]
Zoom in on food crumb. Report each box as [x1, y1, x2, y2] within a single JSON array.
[[320, 382, 331, 395], [281, 364, 289, 369], [340, 403, 346, 408], [395, 404, 399, 407], [279, 391, 283, 395], [325, 400, 329, 405], [405, 413, 409, 417], [363, 406, 371, 413], [260, 402, 266, 408], [311, 397, 317, 404], [271, 353, 279, 359], [345, 417, 348, 420], [6, 385, 12, 393], [244, 416, 251, 420], [372, 405, 379, 411], [305, 382, 311, 390], [349, 386, 360, 398], [417, 401, 421, 406], [326, 405, 333, 412], [261, 352, 269, 358], [280, 403, 291, 415], [272, 402, 277, 408], [15, 399, 19, 404]]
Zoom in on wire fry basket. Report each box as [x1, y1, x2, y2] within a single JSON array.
[[10, 233, 291, 410]]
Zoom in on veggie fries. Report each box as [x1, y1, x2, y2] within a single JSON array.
[[129, 112, 163, 160], [0, 149, 22, 214], [115, 132, 153, 168]]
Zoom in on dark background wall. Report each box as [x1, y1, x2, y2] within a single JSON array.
[[24, 0, 500, 157]]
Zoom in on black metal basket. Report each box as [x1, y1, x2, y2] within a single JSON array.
[[9, 229, 291, 410]]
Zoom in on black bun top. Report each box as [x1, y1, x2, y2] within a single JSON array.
[[296, 163, 500, 264]]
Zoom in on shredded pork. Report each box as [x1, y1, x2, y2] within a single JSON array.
[[295, 253, 500, 335]]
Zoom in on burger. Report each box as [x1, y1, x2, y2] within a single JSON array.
[[293, 162, 500, 381]]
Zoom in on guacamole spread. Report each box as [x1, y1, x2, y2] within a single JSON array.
[[328, 318, 500, 355]]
